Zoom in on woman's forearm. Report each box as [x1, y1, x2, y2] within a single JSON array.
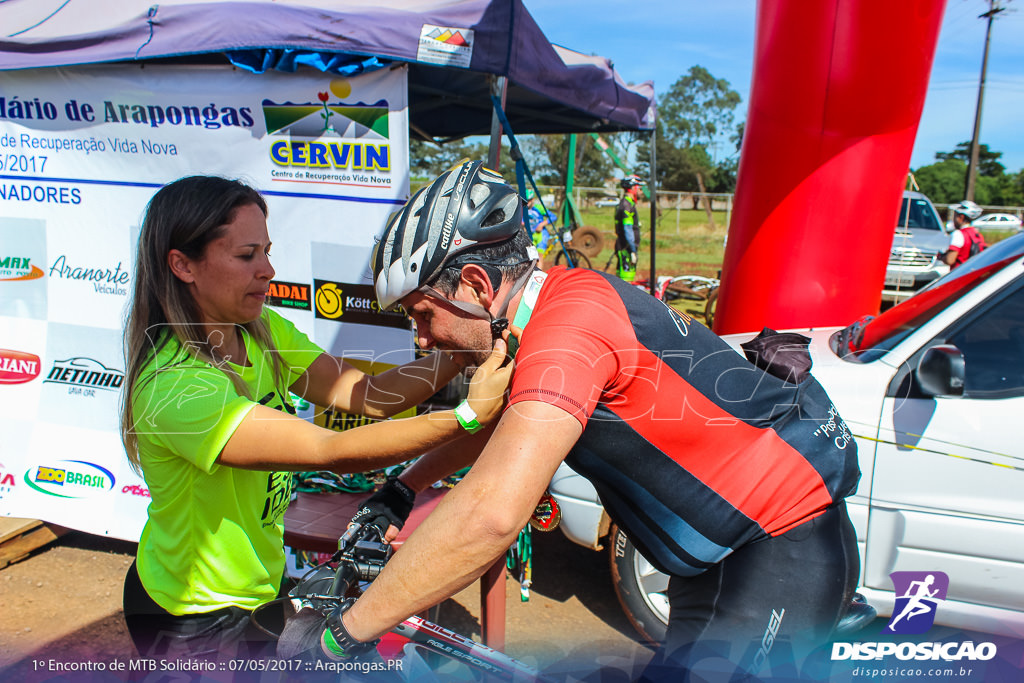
[[360, 352, 460, 418]]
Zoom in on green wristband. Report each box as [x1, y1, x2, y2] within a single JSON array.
[[454, 400, 483, 434]]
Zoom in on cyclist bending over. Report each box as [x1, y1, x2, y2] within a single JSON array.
[[328, 161, 861, 680]]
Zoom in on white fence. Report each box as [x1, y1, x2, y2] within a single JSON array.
[[539, 185, 1024, 236], [537, 185, 734, 236]]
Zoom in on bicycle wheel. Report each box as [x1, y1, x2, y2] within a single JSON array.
[[704, 286, 719, 329], [554, 248, 592, 269]]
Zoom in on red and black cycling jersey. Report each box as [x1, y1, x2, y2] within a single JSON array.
[[508, 268, 860, 577]]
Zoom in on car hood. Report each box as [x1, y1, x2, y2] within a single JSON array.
[[890, 228, 949, 253]]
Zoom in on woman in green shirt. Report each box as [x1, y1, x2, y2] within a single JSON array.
[[120, 175, 511, 662]]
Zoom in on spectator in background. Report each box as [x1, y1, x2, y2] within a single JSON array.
[[943, 200, 987, 269], [525, 188, 555, 268], [615, 174, 644, 281]]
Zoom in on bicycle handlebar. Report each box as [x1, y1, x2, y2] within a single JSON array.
[[279, 520, 546, 680]]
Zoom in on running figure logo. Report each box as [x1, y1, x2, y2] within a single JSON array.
[[884, 571, 949, 634]]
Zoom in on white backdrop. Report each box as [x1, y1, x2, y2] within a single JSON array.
[[0, 63, 412, 540]]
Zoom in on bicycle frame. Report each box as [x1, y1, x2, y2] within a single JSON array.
[[391, 615, 541, 681]]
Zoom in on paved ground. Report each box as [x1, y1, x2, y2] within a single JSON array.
[[0, 527, 654, 682]]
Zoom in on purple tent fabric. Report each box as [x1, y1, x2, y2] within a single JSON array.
[[0, 0, 654, 137]]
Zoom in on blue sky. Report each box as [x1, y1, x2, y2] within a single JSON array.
[[527, 0, 1024, 174]]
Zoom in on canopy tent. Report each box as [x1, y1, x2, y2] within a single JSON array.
[[0, 0, 655, 139]]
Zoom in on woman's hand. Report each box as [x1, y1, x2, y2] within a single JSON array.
[[465, 337, 514, 426]]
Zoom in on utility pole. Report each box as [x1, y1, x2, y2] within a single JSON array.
[[965, 0, 1006, 201]]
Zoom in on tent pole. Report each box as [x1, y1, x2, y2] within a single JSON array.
[[487, 76, 508, 170], [648, 122, 657, 296]]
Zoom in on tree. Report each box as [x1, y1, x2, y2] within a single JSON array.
[[659, 66, 742, 149], [914, 147, 1024, 207], [914, 159, 968, 205], [409, 138, 489, 180], [645, 66, 743, 224], [521, 134, 615, 189], [936, 141, 1005, 178]]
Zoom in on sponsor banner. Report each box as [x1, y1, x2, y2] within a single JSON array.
[[40, 324, 124, 433], [313, 279, 411, 329], [266, 279, 312, 311], [0, 348, 41, 384], [0, 217, 48, 320], [0, 419, 32, 505], [310, 240, 415, 367], [0, 65, 411, 540], [417, 24, 475, 68]]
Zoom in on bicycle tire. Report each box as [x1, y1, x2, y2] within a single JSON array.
[[554, 248, 592, 269], [704, 286, 719, 329]]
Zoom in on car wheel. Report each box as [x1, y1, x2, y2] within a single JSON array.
[[609, 524, 669, 644]]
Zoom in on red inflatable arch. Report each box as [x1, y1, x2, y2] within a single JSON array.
[[714, 0, 947, 334]]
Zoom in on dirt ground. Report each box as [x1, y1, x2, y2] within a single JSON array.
[[0, 528, 654, 682]]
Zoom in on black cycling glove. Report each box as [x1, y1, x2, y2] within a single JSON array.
[[349, 476, 416, 534]]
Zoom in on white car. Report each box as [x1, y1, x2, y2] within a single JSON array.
[[551, 233, 1024, 642], [972, 213, 1022, 231], [594, 196, 619, 208]]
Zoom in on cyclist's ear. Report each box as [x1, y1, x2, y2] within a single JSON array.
[[457, 264, 496, 307]]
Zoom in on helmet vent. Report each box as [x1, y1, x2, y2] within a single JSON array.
[[482, 209, 505, 227], [469, 183, 490, 209]]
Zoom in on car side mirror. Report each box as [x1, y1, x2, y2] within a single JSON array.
[[916, 345, 966, 397]]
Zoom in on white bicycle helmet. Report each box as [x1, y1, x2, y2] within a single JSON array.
[[620, 174, 645, 190], [373, 161, 525, 310], [952, 200, 983, 221]]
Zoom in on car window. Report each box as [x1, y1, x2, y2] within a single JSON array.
[[845, 234, 1024, 360], [945, 284, 1024, 399], [897, 197, 942, 231]]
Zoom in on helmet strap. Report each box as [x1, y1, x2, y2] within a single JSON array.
[[417, 259, 538, 339]]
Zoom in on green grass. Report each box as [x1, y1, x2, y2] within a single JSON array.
[[563, 207, 1019, 280], [565, 205, 728, 278]]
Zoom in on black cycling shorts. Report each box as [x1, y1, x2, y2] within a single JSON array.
[[642, 502, 859, 681]]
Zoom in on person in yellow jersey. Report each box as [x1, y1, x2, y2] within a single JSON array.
[[119, 175, 512, 663]]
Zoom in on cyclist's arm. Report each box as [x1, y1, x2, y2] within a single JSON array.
[[290, 351, 460, 420], [394, 425, 497, 493], [342, 400, 582, 641]]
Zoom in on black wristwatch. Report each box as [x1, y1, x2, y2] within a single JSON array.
[[321, 598, 379, 660]]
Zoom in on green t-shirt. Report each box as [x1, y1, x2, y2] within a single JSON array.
[[132, 308, 322, 615]]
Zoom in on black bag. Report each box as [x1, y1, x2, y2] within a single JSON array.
[[739, 327, 813, 385]]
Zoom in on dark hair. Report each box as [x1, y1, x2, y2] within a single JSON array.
[[121, 176, 276, 471], [431, 229, 534, 296]]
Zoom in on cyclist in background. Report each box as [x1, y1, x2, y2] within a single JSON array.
[[614, 174, 644, 281], [335, 161, 862, 680], [943, 200, 987, 269], [119, 175, 512, 664], [524, 188, 555, 268]]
